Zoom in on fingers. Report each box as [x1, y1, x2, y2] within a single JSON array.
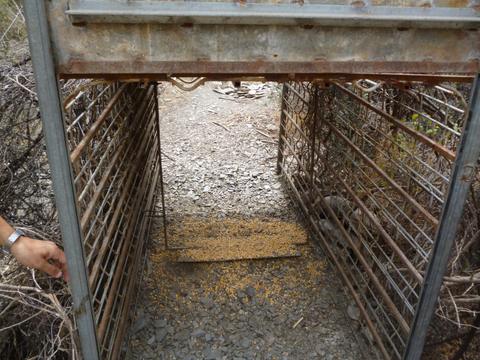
[[11, 237, 70, 281], [37, 259, 63, 279], [44, 243, 67, 264], [43, 242, 70, 282]]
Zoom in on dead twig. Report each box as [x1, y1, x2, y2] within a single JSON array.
[[211, 121, 230, 132]]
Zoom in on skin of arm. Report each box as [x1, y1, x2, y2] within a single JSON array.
[[0, 216, 69, 281]]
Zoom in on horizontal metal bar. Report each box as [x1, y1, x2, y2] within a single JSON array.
[[59, 72, 477, 83], [59, 60, 480, 79], [67, 2, 480, 29]]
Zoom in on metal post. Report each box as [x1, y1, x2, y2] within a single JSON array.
[[403, 74, 480, 360], [153, 82, 168, 249], [276, 84, 288, 175], [23, 2, 100, 359]]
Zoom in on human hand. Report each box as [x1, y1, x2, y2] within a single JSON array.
[[10, 237, 70, 282]]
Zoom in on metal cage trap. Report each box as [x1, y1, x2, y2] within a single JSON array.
[[21, 1, 480, 359]]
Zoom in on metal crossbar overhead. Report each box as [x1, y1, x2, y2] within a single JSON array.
[[23, 0, 480, 359], [49, 0, 479, 79], [67, 2, 479, 28]]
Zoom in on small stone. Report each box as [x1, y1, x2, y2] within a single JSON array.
[[200, 296, 214, 308], [347, 303, 361, 321], [315, 344, 325, 356], [265, 333, 275, 346], [176, 329, 190, 341], [237, 289, 246, 299], [240, 338, 251, 348], [147, 335, 156, 346], [131, 316, 147, 334], [192, 328, 205, 338], [156, 328, 168, 343], [154, 319, 167, 328], [245, 286, 256, 298], [204, 348, 222, 360]]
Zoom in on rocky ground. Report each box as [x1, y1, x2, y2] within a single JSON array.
[[125, 82, 376, 360]]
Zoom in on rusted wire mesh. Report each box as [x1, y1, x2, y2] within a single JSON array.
[[63, 81, 162, 359], [277, 80, 478, 359]]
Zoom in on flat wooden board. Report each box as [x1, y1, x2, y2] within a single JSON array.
[[174, 243, 302, 263], [162, 217, 308, 263]]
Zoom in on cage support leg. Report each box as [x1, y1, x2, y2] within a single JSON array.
[[24, 2, 100, 359]]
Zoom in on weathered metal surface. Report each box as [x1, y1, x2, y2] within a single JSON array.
[[67, 2, 480, 28], [277, 80, 470, 359], [46, 1, 479, 78]]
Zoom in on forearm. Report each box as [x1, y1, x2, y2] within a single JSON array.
[[0, 216, 15, 246]]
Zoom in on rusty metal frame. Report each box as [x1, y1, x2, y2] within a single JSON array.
[[25, 3, 164, 358], [277, 78, 476, 359], [25, 1, 480, 359], [45, 0, 479, 79], [62, 80, 161, 359]]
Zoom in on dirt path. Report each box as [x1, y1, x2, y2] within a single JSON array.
[[126, 83, 373, 360]]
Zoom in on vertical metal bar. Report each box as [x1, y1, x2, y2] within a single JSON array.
[[23, 2, 100, 359], [276, 84, 288, 175], [403, 74, 480, 360], [309, 85, 319, 189], [153, 82, 168, 249]]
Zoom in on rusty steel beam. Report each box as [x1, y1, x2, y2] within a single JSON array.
[[45, 0, 479, 78], [58, 72, 476, 84], [57, 61, 480, 79]]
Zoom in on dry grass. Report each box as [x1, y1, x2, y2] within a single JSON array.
[[0, 5, 77, 358]]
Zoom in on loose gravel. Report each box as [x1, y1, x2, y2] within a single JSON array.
[[126, 82, 376, 360]]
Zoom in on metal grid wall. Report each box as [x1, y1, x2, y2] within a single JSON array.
[[63, 81, 162, 358], [277, 80, 474, 359]]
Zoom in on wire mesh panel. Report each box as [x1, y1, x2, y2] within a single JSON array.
[[62, 81, 162, 359], [277, 80, 475, 358]]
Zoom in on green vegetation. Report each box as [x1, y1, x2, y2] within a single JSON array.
[[0, 0, 26, 61]]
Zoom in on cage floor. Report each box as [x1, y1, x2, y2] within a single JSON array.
[[126, 82, 375, 360]]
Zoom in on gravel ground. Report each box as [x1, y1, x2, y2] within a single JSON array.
[[126, 82, 375, 360]]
